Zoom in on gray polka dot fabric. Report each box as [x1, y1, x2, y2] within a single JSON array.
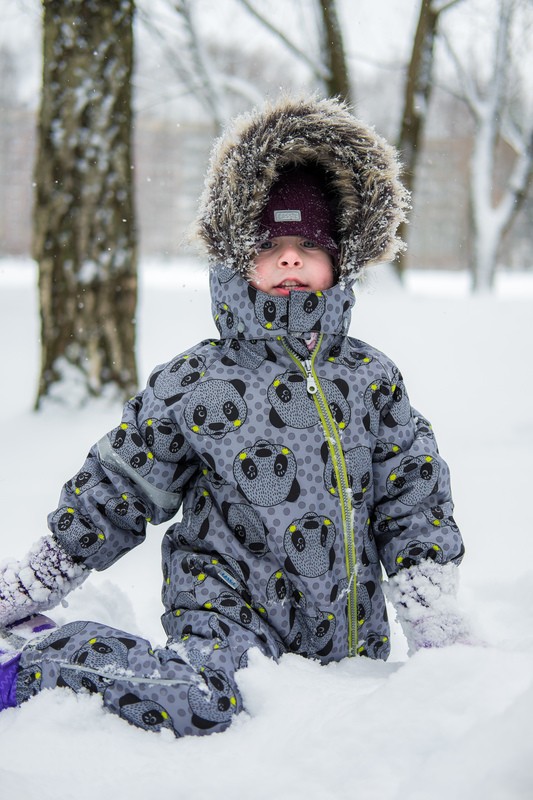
[[31, 268, 463, 735]]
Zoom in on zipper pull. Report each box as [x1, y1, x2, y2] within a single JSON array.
[[303, 359, 318, 395]]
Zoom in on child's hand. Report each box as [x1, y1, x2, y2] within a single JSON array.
[[384, 560, 475, 655], [0, 536, 87, 628]]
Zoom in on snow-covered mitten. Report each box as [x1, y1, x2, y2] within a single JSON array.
[[384, 559, 472, 655], [0, 536, 87, 629]]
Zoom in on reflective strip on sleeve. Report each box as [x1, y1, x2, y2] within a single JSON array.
[[97, 435, 183, 511]]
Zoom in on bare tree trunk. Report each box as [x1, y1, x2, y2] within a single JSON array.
[[396, 0, 462, 277], [455, 0, 533, 292], [318, 0, 352, 102], [33, 0, 137, 408]]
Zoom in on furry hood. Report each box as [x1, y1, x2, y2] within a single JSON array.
[[195, 95, 409, 280]]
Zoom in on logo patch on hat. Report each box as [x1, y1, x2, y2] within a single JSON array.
[[274, 210, 302, 222]]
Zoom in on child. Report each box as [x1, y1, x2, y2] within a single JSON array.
[[0, 96, 469, 736]]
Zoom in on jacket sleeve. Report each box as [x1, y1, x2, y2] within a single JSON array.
[[48, 374, 198, 573], [368, 361, 465, 578]]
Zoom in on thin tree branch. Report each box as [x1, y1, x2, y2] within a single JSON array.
[[440, 27, 482, 117], [236, 0, 330, 82], [431, 0, 463, 13]]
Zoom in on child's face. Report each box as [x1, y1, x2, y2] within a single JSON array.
[[249, 236, 335, 297]]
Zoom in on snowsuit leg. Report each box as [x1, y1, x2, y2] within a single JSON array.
[[14, 618, 260, 736]]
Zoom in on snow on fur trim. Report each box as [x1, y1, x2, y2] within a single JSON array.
[[0, 536, 87, 628], [384, 560, 472, 654], [195, 95, 410, 279]]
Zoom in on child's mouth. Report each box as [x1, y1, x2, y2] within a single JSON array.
[[275, 280, 307, 295]]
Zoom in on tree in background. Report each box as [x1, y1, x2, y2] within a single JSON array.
[[238, 0, 351, 103], [138, 0, 351, 131], [33, 0, 137, 408], [317, 0, 351, 102], [396, 0, 463, 278], [441, 0, 533, 290]]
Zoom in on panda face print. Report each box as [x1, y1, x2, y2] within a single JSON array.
[[266, 569, 308, 610], [357, 632, 390, 659], [150, 354, 206, 404], [287, 607, 336, 658], [362, 519, 379, 566], [386, 455, 440, 505], [327, 341, 373, 371], [221, 339, 276, 370], [73, 635, 136, 672], [65, 454, 108, 497], [180, 553, 210, 588], [16, 664, 42, 704], [214, 302, 243, 337], [118, 693, 178, 735], [248, 286, 288, 330], [208, 614, 232, 649], [57, 636, 136, 697], [210, 553, 251, 598], [141, 418, 191, 463], [185, 379, 247, 439], [51, 506, 105, 560], [268, 370, 318, 429], [373, 439, 402, 463], [174, 489, 212, 546], [268, 372, 350, 430], [58, 665, 113, 695], [424, 504, 459, 532], [322, 444, 372, 507], [347, 447, 372, 505], [188, 666, 239, 730], [357, 580, 376, 628], [200, 451, 228, 489], [222, 501, 270, 557], [395, 539, 444, 570], [284, 512, 337, 577], [216, 265, 238, 284], [288, 290, 327, 332], [233, 439, 300, 506], [372, 511, 407, 548], [109, 424, 154, 478], [99, 493, 149, 533], [323, 378, 351, 430], [363, 377, 393, 435], [414, 413, 435, 441], [388, 370, 411, 426], [309, 609, 336, 657], [204, 590, 263, 632], [364, 373, 411, 433]]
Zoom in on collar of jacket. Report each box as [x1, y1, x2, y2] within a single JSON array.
[[210, 265, 356, 341]]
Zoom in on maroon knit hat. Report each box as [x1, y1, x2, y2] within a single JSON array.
[[258, 167, 338, 258]]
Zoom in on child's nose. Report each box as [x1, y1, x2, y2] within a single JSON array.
[[278, 245, 302, 267]]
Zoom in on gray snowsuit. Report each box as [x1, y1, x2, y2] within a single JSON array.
[[12, 97, 464, 736]]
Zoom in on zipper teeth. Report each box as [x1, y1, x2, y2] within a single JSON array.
[[282, 337, 358, 656]]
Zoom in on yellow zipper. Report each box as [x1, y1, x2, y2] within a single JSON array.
[[281, 335, 358, 656]]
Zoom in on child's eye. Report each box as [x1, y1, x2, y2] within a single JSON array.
[[257, 240, 274, 251], [302, 240, 318, 249]]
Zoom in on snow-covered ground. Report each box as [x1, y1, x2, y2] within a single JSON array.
[[1, 257, 532, 800]]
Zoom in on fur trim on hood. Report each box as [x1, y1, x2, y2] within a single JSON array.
[[195, 95, 410, 280]]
